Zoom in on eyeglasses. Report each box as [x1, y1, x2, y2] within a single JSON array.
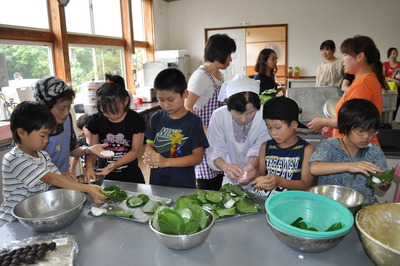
[[352, 128, 379, 136], [268, 57, 278, 62]]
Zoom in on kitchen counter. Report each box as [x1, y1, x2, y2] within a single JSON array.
[[0, 181, 374, 266]]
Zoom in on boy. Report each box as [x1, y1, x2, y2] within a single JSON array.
[[251, 96, 315, 197], [70, 113, 90, 174], [143, 68, 209, 188], [0, 101, 106, 227]]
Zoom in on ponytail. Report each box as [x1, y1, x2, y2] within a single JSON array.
[[372, 61, 389, 90]]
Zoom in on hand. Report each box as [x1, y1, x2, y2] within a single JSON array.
[[252, 174, 280, 191], [322, 127, 333, 138], [224, 163, 244, 181], [61, 172, 78, 181], [347, 161, 380, 176], [142, 150, 165, 168], [89, 143, 111, 158], [84, 168, 97, 182], [85, 184, 107, 204], [378, 181, 391, 191], [95, 163, 115, 176], [237, 165, 256, 184], [307, 118, 325, 133]]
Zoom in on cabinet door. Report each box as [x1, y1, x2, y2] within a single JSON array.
[[207, 29, 246, 81]]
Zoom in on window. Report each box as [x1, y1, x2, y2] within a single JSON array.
[[65, 0, 122, 37], [132, 0, 145, 41], [69, 45, 124, 97], [0, 0, 49, 29]]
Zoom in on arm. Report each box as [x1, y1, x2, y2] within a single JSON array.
[[85, 133, 100, 181], [96, 133, 144, 175], [307, 117, 338, 133], [341, 79, 351, 92], [310, 160, 380, 177], [41, 172, 107, 204], [69, 156, 79, 173], [184, 91, 200, 115]]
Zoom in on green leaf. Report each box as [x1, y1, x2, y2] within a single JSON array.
[[141, 200, 166, 214], [366, 168, 395, 187], [236, 199, 261, 214], [126, 194, 149, 208], [157, 209, 185, 235], [205, 190, 223, 203], [107, 208, 135, 219], [325, 222, 343, 232], [216, 207, 236, 218]]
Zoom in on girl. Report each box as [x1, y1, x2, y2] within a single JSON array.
[[309, 99, 391, 203], [86, 74, 146, 183], [308, 35, 389, 146], [315, 40, 343, 87], [253, 48, 279, 94]]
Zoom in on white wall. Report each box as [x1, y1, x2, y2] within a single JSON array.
[[154, 0, 400, 76]]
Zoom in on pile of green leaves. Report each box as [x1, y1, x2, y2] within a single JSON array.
[[151, 198, 212, 235], [366, 168, 395, 187], [259, 88, 277, 105], [291, 217, 343, 232], [101, 185, 128, 202], [173, 184, 260, 220]]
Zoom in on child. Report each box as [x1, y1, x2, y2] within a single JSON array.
[[143, 68, 209, 188], [0, 101, 106, 227], [70, 113, 90, 174], [85, 74, 146, 183], [309, 98, 391, 203], [251, 96, 315, 197]]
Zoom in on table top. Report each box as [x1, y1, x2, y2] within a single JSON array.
[[0, 181, 374, 266]]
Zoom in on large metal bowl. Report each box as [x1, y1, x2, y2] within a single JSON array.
[[308, 185, 365, 215], [149, 209, 215, 250], [266, 216, 349, 253], [12, 189, 86, 232], [355, 203, 400, 266]]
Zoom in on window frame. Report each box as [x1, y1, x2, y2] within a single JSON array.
[[0, 0, 154, 95]]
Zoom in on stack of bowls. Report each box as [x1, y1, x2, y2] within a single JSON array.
[[265, 191, 354, 252], [308, 185, 365, 215], [356, 203, 400, 266]]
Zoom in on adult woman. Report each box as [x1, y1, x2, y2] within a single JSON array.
[[206, 74, 270, 192], [253, 48, 278, 94], [32, 75, 109, 181], [185, 33, 236, 190], [315, 40, 343, 87], [383, 47, 400, 82], [308, 36, 389, 146]]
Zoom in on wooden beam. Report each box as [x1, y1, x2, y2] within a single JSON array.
[[144, 0, 155, 61], [0, 27, 54, 42], [68, 34, 125, 46], [121, 0, 135, 95], [48, 0, 71, 83]]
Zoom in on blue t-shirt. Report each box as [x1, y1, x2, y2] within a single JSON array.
[[145, 110, 209, 188], [249, 137, 309, 197], [309, 137, 388, 203]]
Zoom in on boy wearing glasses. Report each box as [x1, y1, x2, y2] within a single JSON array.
[[309, 99, 391, 203]]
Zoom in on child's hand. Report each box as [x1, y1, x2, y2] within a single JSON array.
[[89, 143, 111, 158], [142, 150, 165, 168], [378, 181, 392, 191], [252, 174, 279, 191], [347, 161, 380, 176], [85, 184, 107, 204], [61, 172, 78, 181], [95, 164, 115, 176]]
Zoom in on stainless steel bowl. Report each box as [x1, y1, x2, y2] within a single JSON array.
[[149, 209, 215, 250], [266, 216, 349, 253], [308, 185, 365, 215], [77, 174, 104, 186], [12, 189, 86, 232], [356, 203, 400, 266]]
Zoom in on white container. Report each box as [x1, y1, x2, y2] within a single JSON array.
[[82, 81, 103, 96], [83, 94, 97, 105], [382, 90, 398, 111]]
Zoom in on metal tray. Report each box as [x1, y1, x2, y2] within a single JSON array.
[[89, 191, 172, 223]]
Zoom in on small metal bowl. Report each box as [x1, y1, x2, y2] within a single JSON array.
[[149, 209, 215, 250], [77, 174, 104, 186], [266, 216, 349, 253], [12, 189, 86, 232], [308, 185, 365, 215], [356, 203, 400, 266]]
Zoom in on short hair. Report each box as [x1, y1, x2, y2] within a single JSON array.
[[254, 48, 277, 74], [204, 34, 236, 64], [320, 40, 336, 51], [227, 92, 261, 112], [13, 72, 21, 79], [76, 113, 90, 130], [96, 73, 130, 115], [338, 98, 380, 135], [154, 68, 187, 96], [11, 101, 56, 144], [387, 47, 398, 59]]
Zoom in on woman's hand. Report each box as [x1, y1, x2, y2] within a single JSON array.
[[252, 174, 280, 191], [224, 163, 244, 181], [88, 143, 111, 158], [84, 185, 107, 204], [95, 163, 115, 176], [237, 165, 256, 184]]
